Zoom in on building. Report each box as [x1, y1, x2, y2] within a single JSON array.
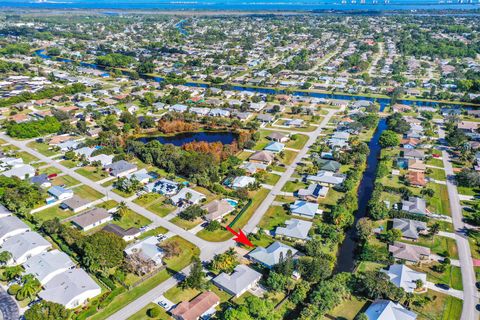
[[275, 219, 313, 240], [306, 171, 346, 186], [403, 150, 425, 160], [401, 197, 429, 215], [264, 141, 284, 153], [0, 215, 30, 243], [289, 200, 319, 219], [60, 196, 92, 213], [297, 184, 328, 201], [389, 241, 431, 263], [408, 171, 426, 187], [103, 224, 140, 242], [125, 169, 152, 184], [267, 132, 289, 143], [212, 264, 262, 297], [249, 151, 275, 165], [71, 207, 113, 231], [365, 300, 417, 320], [231, 176, 256, 190], [47, 186, 74, 201], [392, 218, 427, 240], [1, 232, 52, 265], [248, 241, 298, 268], [2, 164, 36, 180], [170, 187, 205, 206], [145, 178, 179, 195], [105, 160, 138, 177], [202, 199, 235, 222], [124, 236, 163, 265], [23, 250, 75, 285], [30, 174, 51, 188], [39, 268, 102, 309], [382, 264, 426, 293], [171, 291, 220, 320], [407, 159, 426, 172]]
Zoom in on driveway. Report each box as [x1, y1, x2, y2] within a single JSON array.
[[0, 288, 19, 320]]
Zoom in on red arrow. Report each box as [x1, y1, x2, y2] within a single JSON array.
[[226, 226, 254, 247]]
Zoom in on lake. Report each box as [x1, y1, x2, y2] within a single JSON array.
[[136, 131, 238, 146]]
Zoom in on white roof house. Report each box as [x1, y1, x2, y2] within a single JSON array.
[[248, 241, 298, 269], [365, 300, 417, 320], [47, 186, 74, 201], [1, 232, 52, 265], [382, 264, 426, 293], [74, 147, 96, 159], [231, 176, 256, 190], [275, 219, 313, 240], [212, 265, 262, 297], [2, 164, 36, 180], [23, 249, 75, 285], [88, 154, 114, 167], [0, 215, 30, 243], [289, 200, 319, 219], [124, 236, 164, 265], [39, 268, 101, 309], [306, 171, 346, 186], [170, 187, 205, 206]]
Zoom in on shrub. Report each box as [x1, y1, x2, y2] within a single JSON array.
[[147, 307, 161, 318], [7, 284, 20, 295]]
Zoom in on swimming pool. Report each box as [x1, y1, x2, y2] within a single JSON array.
[[224, 199, 238, 207]]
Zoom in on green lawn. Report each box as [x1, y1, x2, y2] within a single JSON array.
[[236, 150, 253, 161], [127, 303, 171, 320], [327, 296, 368, 320], [401, 235, 458, 259], [138, 226, 168, 240], [134, 193, 163, 207], [427, 183, 451, 216], [113, 209, 152, 229], [51, 175, 80, 187], [34, 205, 76, 222], [59, 159, 79, 168], [286, 134, 309, 150], [38, 166, 62, 176], [280, 150, 298, 165], [112, 188, 135, 198], [17, 151, 39, 163], [75, 166, 110, 181], [134, 193, 175, 217], [90, 236, 199, 320], [411, 290, 463, 320], [428, 168, 446, 181], [264, 173, 281, 185], [281, 180, 307, 192], [27, 141, 58, 157], [171, 217, 202, 230], [258, 206, 290, 230], [72, 185, 104, 201], [426, 158, 444, 168], [413, 263, 463, 290], [457, 186, 478, 197]]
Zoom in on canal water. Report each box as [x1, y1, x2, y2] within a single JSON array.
[[136, 131, 237, 146], [334, 116, 388, 273]]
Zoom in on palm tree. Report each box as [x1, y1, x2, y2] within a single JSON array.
[[3, 266, 23, 281], [18, 275, 41, 301], [0, 251, 12, 265]]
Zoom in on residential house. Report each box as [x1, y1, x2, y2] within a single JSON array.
[[306, 171, 346, 186], [275, 219, 313, 241], [408, 159, 426, 172], [401, 197, 430, 215], [240, 162, 268, 175], [47, 186, 74, 201], [212, 265, 262, 297], [39, 268, 101, 309], [171, 291, 220, 320], [268, 132, 289, 143], [249, 151, 275, 165], [125, 169, 152, 184], [315, 159, 341, 172], [30, 174, 51, 188], [458, 121, 479, 133], [89, 154, 114, 167], [1, 232, 52, 265], [382, 264, 426, 293], [401, 138, 420, 149], [2, 164, 36, 180], [105, 160, 138, 177], [248, 241, 298, 269], [392, 218, 427, 240], [290, 200, 319, 219], [71, 207, 113, 231], [231, 176, 256, 190], [103, 224, 140, 242], [74, 147, 96, 159], [0, 215, 30, 243], [256, 114, 275, 124], [285, 119, 304, 127], [23, 250, 75, 285], [403, 150, 425, 160], [297, 184, 328, 201], [202, 199, 235, 222], [171, 104, 189, 113], [170, 187, 205, 206], [389, 241, 431, 263], [264, 141, 284, 153], [408, 171, 426, 187], [124, 236, 164, 265], [365, 300, 417, 320], [145, 178, 179, 195]]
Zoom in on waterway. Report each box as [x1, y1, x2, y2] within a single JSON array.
[[136, 131, 237, 146], [334, 116, 387, 273]]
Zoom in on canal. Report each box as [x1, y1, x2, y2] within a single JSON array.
[[334, 117, 387, 273], [136, 131, 237, 146]]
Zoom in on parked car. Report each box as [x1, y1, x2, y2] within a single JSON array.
[[435, 283, 450, 290]]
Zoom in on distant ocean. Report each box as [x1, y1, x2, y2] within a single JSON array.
[[0, 0, 479, 11]]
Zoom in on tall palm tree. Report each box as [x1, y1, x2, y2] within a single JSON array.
[[0, 251, 12, 265]]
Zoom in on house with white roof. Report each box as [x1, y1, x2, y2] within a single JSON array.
[[275, 218, 313, 241], [231, 176, 256, 190], [0, 215, 30, 243], [74, 147, 96, 159], [170, 187, 205, 206], [264, 141, 284, 153], [382, 264, 426, 293], [23, 249, 75, 285], [248, 241, 298, 269], [212, 265, 262, 297], [365, 299, 417, 320], [88, 154, 114, 167], [306, 171, 346, 186], [171, 104, 188, 113], [1, 232, 52, 265], [2, 164, 36, 180], [124, 236, 164, 265], [39, 268, 101, 309], [125, 169, 152, 184], [47, 186, 74, 201], [289, 200, 319, 219]]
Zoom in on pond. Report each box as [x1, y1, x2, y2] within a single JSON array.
[[136, 131, 238, 146]]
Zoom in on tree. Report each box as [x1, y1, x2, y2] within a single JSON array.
[[356, 218, 374, 241], [379, 130, 400, 148], [209, 248, 238, 274], [290, 281, 310, 304], [147, 306, 160, 318], [0, 251, 12, 265], [297, 256, 332, 283], [17, 274, 41, 301], [446, 129, 467, 149], [355, 313, 369, 320], [178, 205, 206, 221], [24, 301, 71, 320], [183, 257, 206, 290], [79, 231, 126, 272], [456, 169, 480, 188], [1, 265, 23, 281], [159, 240, 182, 258], [355, 271, 405, 302], [205, 220, 221, 231], [415, 279, 424, 290], [383, 229, 402, 244], [429, 223, 440, 237]]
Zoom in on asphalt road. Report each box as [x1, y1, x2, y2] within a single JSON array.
[[438, 127, 479, 320], [0, 288, 19, 320]]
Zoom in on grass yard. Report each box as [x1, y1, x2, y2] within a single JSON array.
[[274, 195, 296, 203], [286, 133, 309, 150], [112, 188, 135, 198], [426, 158, 444, 168], [51, 175, 80, 187], [27, 141, 58, 156], [457, 186, 478, 197], [127, 303, 171, 320], [264, 173, 281, 185], [72, 185, 104, 201], [258, 206, 290, 230], [98, 200, 119, 210], [59, 159, 79, 168], [428, 168, 446, 181], [270, 165, 287, 172], [327, 296, 368, 320], [356, 261, 386, 273], [38, 166, 62, 176], [17, 151, 39, 163], [411, 290, 463, 320], [401, 235, 458, 259], [90, 236, 198, 320], [427, 183, 451, 216], [412, 263, 463, 290], [281, 180, 307, 192], [35, 205, 76, 222], [236, 150, 253, 161], [280, 149, 298, 165], [113, 209, 152, 229], [138, 226, 168, 240], [134, 193, 163, 207], [170, 216, 202, 230], [148, 202, 176, 217], [75, 166, 110, 181]]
